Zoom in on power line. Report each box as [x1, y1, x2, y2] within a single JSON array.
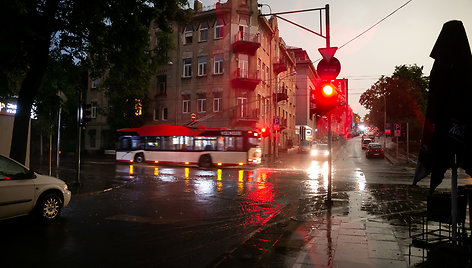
[[310, 0, 414, 64], [338, 0, 414, 50]]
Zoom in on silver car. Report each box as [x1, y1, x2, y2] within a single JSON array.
[[0, 155, 71, 221]]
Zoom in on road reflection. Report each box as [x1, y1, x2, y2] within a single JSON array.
[[306, 160, 329, 193]]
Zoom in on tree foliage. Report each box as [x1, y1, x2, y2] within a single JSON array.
[[0, 0, 188, 164], [359, 64, 429, 141]]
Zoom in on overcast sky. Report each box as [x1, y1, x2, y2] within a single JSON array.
[[195, 0, 472, 118]]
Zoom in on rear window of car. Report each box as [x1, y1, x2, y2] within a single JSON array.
[[363, 139, 371, 144], [369, 144, 381, 149]]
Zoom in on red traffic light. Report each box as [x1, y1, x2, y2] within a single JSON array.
[[259, 127, 270, 137], [322, 84, 335, 97]]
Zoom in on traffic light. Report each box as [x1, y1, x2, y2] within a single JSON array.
[[310, 80, 342, 116], [260, 127, 270, 137], [80, 103, 92, 128]]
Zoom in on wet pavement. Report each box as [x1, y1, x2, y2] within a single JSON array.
[[23, 137, 472, 267]]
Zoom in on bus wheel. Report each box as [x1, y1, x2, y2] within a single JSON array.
[[198, 154, 213, 168], [134, 153, 145, 163]]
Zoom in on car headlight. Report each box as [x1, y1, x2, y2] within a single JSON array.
[[324, 151, 330, 156], [311, 150, 318, 156]]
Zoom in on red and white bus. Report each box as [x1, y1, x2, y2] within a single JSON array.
[[116, 124, 262, 167]]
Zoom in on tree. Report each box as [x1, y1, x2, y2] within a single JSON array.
[[0, 0, 188, 164], [359, 64, 429, 141]]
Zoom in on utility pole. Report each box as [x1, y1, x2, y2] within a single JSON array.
[[76, 89, 82, 185]]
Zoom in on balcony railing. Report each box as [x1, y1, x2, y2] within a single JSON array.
[[232, 31, 261, 55], [273, 59, 288, 75], [231, 68, 261, 90]]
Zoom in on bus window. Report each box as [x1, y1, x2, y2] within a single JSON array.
[[224, 137, 243, 151], [117, 137, 131, 151], [146, 137, 161, 150], [195, 137, 217, 151], [217, 137, 224, 151]]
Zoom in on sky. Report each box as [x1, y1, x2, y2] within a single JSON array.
[[195, 0, 472, 118]]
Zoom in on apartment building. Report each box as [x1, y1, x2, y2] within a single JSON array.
[[85, 0, 300, 156]]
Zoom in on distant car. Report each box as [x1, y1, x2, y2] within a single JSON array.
[[311, 144, 329, 158], [298, 140, 311, 153], [361, 138, 372, 149], [0, 155, 71, 222], [366, 143, 385, 158]]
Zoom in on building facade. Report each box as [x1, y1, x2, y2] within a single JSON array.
[[85, 0, 299, 156]]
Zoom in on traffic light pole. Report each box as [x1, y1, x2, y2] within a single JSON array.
[[327, 115, 332, 203]]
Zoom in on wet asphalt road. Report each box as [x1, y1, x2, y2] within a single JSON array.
[[1, 137, 471, 267]]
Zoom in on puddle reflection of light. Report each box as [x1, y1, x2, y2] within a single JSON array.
[[306, 161, 329, 191], [185, 168, 189, 179], [355, 169, 366, 191], [154, 167, 158, 176], [195, 170, 216, 177], [195, 179, 215, 197], [238, 170, 244, 195], [159, 168, 176, 175], [217, 169, 222, 181], [129, 165, 134, 175]]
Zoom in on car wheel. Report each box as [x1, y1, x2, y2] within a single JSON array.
[[134, 153, 145, 163], [198, 154, 213, 168], [36, 193, 62, 222]]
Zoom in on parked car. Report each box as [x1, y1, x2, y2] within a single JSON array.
[[311, 144, 330, 158], [298, 140, 311, 153], [0, 155, 71, 221], [361, 138, 372, 149], [366, 143, 385, 158]]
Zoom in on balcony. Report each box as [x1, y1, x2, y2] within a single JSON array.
[[231, 68, 261, 90], [274, 88, 288, 102], [273, 59, 288, 75], [232, 31, 261, 55], [233, 109, 259, 126]]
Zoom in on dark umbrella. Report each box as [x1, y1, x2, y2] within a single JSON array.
[[413, 20, 472, 193]]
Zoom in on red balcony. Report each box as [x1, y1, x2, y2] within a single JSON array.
[[232, 31, 261, 55], [231, 68, 261, 90], [273, 59, 288, 75]]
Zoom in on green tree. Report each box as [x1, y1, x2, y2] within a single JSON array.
[[359, 64, 428, 141], [0, 0, 188, 164]]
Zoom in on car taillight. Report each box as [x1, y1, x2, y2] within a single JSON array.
[[380, 149, 384, 152]]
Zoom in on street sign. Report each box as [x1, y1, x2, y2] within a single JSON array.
[[273, 117, 280, 130], [191, 113, 196, 121], [394, 123, 401, 137], [318, 47, 338, 62], [317, 57, 341, 80]]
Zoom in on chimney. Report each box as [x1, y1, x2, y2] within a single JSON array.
[[194, 0, 203, 12]]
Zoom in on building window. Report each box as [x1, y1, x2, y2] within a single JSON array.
[[262, 63, 266, 83], [266, 66, 270, 85], [198, 56, 207, 76], [183, 58, 192, 77], [182, 100, 190, 113], [184, 25, 193, 44], [135, 99, 142, 116], [238, 54, 248, 78], [237, 97, 248, 118], [257, 58, 261, 79], [153, 108, 159, 121], [215, 19, 224, 39], [213, 97, 221, 112], [92, 79, 99, 89], [214, 54, 223, 74], [91, 101, 98, 119], [197, 98, 206, 113], [162, 107, 168, 120], [157, 75, 166, 95], [199, 23, 208, 42]]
